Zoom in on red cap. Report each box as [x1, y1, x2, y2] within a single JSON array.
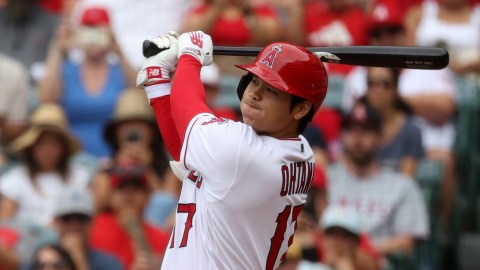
[[369, 2, 403, 29], [80, 7, 110, 26]]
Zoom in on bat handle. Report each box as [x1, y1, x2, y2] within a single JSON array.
[[142, 40, 165, 58]]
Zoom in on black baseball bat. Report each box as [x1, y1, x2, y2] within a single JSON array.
[[142, 40, 449, 70]]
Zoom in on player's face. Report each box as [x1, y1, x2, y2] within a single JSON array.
[[342, 126, 379, 167], [240, 75, 310, 138], [366, 67, 397, 112]]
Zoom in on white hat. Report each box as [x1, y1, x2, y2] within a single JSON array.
[[54, 188, 95, 217], [200, 63, 220, 87], [320, 205, 361, 235]]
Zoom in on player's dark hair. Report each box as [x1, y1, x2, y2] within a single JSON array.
[[291, 96, 315, 134]]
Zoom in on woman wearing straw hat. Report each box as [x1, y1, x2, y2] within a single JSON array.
[[92, 89, 179, 229], [0, 104, 91, 226]]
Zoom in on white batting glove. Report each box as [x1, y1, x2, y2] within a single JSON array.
[[169, 161, 187, 182], [178, 31, 213, 66], [136, 31, 179, 88]]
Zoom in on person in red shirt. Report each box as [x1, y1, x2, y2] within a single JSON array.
[[279, 0, 369, 76], [89, 164, 170, 270], [182, 0, 282, 78]]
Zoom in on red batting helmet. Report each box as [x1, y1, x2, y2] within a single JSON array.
[[236, 42, 328, 112]]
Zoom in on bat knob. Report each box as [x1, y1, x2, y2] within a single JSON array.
[[142, 40, 163, 58]]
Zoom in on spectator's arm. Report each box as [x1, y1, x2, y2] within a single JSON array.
[[355, 248, 379, 270], [276, 0, 305, 45], [181, 3, 226, 34], [0, 62, 28, 142], [111, 33, 137, 87], [38, 23, 70, 103], [0, 244, 20, 270], [0, 121, 26, 144], [372, 234, 415, 255], [91, 172, 112, 212], [247, 8, 282, 46], [402, 95, 455, 125], [398, 157, 417, 178], [0, 197, 16, 220], [60, 233, 90, 270], [404, 5, 423, 46]]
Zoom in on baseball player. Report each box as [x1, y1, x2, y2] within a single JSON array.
[[136, 31, 328, 269]]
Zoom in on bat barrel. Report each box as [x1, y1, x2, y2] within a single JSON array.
[[142, 40, 449, 70]]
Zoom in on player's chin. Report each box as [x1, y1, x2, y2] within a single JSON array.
[[242, 115, 255, 127]]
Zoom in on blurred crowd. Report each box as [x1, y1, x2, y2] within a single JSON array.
[[0, 0, 479, 269]]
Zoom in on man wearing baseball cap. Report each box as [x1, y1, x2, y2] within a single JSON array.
[[89, 164, 169, 269], [328, 104, 429, 257], [21, 188, 123, 270]]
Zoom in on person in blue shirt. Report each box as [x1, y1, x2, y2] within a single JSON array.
[[38, 6, 136, 159]]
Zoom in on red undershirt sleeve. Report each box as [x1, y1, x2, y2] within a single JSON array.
[[150, 95, 182, 161], [171, 55, 214, 141]]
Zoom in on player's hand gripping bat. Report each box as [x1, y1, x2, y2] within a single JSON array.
[[143, 40, 449, 70]]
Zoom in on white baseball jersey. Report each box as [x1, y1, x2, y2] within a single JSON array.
[[161, 113, 315, 270]]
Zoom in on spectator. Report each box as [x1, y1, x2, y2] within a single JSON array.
[[320, 206, 378, 270], [89, 164, 170, 269], [92, 89, 179, 229], [0, 0, 58, 82], [329, 104, 429, 256], [405, 0, 480, 75], [343, 2, 457, 226], [0, 104, 91, 226], [359, 67, 424, 177], [73, 0, 193, 69], [182, 0, 281, 47], [22, 188, 123, 270], [182, 0, 281, 78], [278, 0, 369, 76], [26, 244, 77, 270], [39, 6, 135, 159]]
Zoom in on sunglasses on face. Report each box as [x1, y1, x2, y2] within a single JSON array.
[[367, 78, 395, 89], [58, 213, 90, 223], [33, 261, 68, 270]]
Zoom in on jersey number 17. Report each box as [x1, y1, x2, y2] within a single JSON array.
[[266, 204, 304, 270]]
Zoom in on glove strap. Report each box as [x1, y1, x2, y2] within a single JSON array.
[[145, 82, 172, 100]]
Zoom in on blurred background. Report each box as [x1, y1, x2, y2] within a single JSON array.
[[0, 0, 479, 269]]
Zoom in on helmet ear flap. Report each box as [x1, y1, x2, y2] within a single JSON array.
[[236, 73, 253, 101]]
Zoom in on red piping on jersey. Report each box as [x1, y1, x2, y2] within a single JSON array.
[[150, 96, 182, 160], [171, 55, 214, 141]]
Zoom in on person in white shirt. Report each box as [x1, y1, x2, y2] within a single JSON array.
[[0, 104, 91, 226]]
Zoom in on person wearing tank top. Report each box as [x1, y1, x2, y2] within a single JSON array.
[[407, 0, 480, 75]]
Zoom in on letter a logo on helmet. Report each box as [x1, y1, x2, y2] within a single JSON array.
[[260, 45, 282, 68]]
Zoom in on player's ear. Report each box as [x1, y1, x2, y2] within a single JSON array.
[[292, 101, 312, 121]]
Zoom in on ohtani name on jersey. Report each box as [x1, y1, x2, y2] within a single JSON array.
[[280, 162, 315, 196]]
